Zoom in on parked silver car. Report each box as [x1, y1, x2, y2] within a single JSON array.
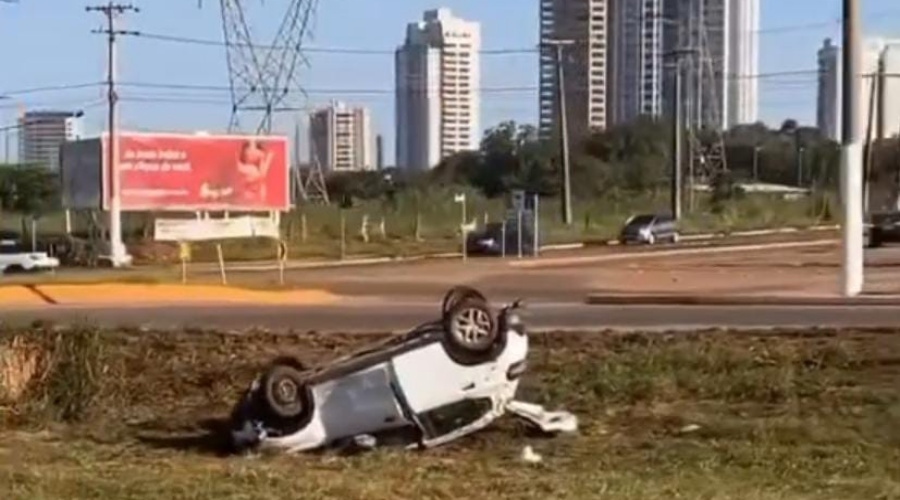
[[619, 214, 679, 245]]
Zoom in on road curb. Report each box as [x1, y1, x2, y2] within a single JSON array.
[[585, 293, 900, 307]]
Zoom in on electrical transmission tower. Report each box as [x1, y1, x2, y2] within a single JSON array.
[[214, 0, 329, 204], [682, 0, 728, 190]]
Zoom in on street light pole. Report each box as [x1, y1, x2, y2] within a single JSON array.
[[841, 0, 864, 297], [543, 38, 575, 226]]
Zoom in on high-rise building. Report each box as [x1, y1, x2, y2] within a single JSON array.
[[609, 0, 664, 126], [395, 8, 481, 170], [539, 0, 610, 140], [18, 110, 83, 171], [662, 0, 728, 130], [817, 38, 842, 141], [861, 39, 900, 140], [308, 101, 374, 172], [727, 0, 759, 127], [376, 134, 384, 170], [662, 0, 758, 131]]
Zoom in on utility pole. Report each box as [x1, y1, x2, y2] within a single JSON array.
[[87, 2, 138, 267], [672, 57, 683, 220], [543, 39, 575, 226], [797, 146, 806, 186], [840, 0, 864, 297]]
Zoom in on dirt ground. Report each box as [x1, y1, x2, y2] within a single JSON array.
[[1, 326, 900, 499]]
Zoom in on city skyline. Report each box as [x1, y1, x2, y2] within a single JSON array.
[[1, 0, 899, 166]]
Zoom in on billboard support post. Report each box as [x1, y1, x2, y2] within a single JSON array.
[[216, 244, 227, 285]]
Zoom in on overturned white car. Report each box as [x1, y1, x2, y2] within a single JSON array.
[[229, 287, 576, 453]]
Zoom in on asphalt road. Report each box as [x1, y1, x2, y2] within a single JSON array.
[[3, 235, 899, 332], [3, 302, 899, 332]]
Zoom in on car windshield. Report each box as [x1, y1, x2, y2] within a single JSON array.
[[626, 215, 655, 227], [0, 243, 24, 255]]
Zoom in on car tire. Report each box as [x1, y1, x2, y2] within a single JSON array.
[[868, 231, 883, 249], [442, 286, 488, 319], [261, 364, 312, 420], [4, 265, 24, 275], [443, 299, 501, 362]]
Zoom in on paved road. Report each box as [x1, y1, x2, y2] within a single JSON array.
[[3, 302, 899, 332], [3, 236, 899, 332]]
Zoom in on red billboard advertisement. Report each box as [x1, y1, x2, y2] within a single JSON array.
[[100, 132, 290, 212]]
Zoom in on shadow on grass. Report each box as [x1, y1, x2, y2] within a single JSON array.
[[135, 418, 235, 456]]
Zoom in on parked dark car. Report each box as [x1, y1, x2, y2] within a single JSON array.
[[467, 218, 535, 256], [867, 212, 900, 248], [619, 214, 679, 245]]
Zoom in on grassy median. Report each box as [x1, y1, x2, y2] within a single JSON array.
[[0, 326, 898, 499]]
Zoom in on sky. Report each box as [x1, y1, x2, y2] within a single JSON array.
[[1, 0, 899, 165]]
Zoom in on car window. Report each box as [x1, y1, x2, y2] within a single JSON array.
[[626, 215, 655, 227], [0, 245, 23, 255], [418, 398, 493, 439]]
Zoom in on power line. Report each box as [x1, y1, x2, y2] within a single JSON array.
[[117, 81, 540, 94], [131, 31, 538, 55], [0, 82, 103, 97]]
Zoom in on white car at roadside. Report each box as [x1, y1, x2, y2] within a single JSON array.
[[0, 239, 60, 274], [229, 287, 577, 454]]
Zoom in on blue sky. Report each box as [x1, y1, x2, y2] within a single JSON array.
[[1, 0, 899, 164]]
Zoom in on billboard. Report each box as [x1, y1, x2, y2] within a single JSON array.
[[154, 216, 280, 242], [61, 132, 290, 212]]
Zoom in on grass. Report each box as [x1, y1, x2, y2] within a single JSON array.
[[2, 190, 835, 264], [0, 327, 898, 499]]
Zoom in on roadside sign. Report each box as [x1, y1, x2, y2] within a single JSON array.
[[454, 193, 466, 203], [178, 242, 192, 262]]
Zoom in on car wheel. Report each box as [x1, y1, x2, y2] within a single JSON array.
[[261, 364, 310, 420], [445, 299, 498, 355], [442, 286, 488, 318], [4, 265, 24, 275], [868, 231, 883, 248]]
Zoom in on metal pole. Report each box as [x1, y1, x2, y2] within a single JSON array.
[[517, 210, 523, 259], [216, 244, 227, 286], [461, 198, 467, 263], [532, 194, 540, 257], [797, 147, 805, 186], [863, 69, 877, 213], [546, 40, 574, 225], [841, 0, 864, 297], [340, 210, 346, 261], [501, 219, 506, 258], [753, 146, 760, 181], [672, 58, 683, 220], [876, 56, 886, 143]]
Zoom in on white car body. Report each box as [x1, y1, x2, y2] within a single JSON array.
[[0, 245, 60, 274], [230, 293, 577, 454]]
